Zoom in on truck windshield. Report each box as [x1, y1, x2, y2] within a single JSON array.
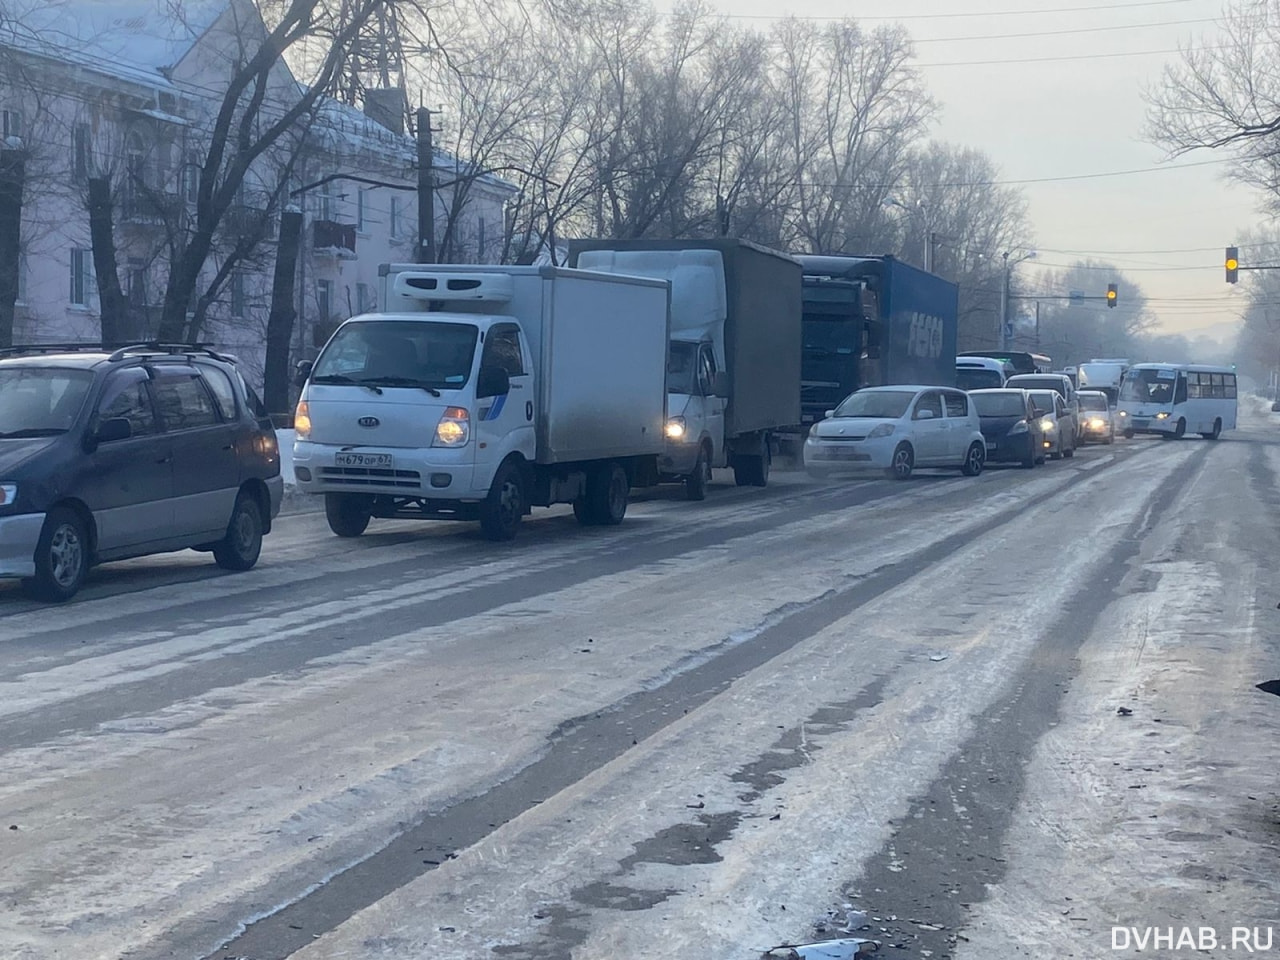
[[956, 368, 1003, 391], [667, 341, 699, 395], [0, 366, 94, 437], [971, 393, 1026, 418], [312, 320, 480, 389], [1120, 370, 1175, 404], [833, 390, 915, 419]]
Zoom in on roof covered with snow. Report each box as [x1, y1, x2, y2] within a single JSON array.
[[1, 0, 226, 83]]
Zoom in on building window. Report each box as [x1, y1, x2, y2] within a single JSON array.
[[389, 196, 400, 238], [70, 248, 92, 306], [72, 123, 91, 180], [317, 279, 332, 321], [2, 109, 21, 141], [356, 188, 367, 233], [318, 185, 332, 221], [230, 272, 245, 319]]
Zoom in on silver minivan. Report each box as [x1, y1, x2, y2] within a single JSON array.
[[1005, 373, 1080, 452]]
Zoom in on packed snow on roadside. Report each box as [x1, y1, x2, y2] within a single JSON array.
[[276, 429, 296, 486]]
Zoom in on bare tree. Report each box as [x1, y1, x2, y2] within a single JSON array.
[[1147, 1, 1280, 207]]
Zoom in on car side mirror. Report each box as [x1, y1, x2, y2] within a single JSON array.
[[710, 371, 730, 398], [476, 365, 511, 399], [825, 409, 836, 419], [93, 417, 132, 446], [293, 359, 313, 388], [916, 409, 935, 420]]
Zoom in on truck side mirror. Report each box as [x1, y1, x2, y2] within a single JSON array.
[[293, 359, 313, 388], [710, 371, 729, 398], [477, 365, 511, 399]]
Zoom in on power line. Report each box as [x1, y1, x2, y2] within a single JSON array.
[[922, 45, 1216, 68], [799, 156, 1230, 188], [911, 15, 1217, 44], [681, 0, 1195, 22]]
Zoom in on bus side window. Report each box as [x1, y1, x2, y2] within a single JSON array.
[[1174, 375, 1187, 404], [1225, 374, 1238, 399], [1188, 373, 1203, 399], [1210, 373, 1225, 398]]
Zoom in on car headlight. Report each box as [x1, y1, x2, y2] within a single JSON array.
[[1009, 419, 1028, 434], [0, 482, 16, 506], [294, 400, 311, 439], [1117, 410, 1128, 418], [665, 416, 686, 440], [433, 406, 470, 447], [808, 422, 822, 438], [1088, 418, 1106, 428], [1155, 412, 1170, 420], [866, 422, 895, 439], [1040, 418, 1055, 431]]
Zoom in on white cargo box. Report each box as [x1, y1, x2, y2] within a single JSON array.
[[379, 263, 670, 465]]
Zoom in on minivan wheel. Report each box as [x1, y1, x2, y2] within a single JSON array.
[[24, 506, 89, 602], [962, 441, 985, 476], [325, 493, 372, 538], [886, 443, 914, 480], [214, 493, 264, 571]]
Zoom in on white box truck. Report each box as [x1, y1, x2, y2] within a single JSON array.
[[291, 264, 669, 541]]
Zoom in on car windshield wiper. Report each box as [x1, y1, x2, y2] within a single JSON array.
[[359, 376, 442, 397], [313, 374, 383, 395], [0, 428, 67, 438]]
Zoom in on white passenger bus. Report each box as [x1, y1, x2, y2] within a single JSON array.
[[1116, 363, 1237, 440]]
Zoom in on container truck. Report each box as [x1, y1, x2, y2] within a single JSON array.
[[567, 238, 802, 495], [793, 255, 959, 431], [291, 264, 670, 541]]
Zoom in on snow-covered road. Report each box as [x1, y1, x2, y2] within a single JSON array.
[[2, 420, 1279, 960]]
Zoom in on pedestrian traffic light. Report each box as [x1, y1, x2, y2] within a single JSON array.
[[1226, 246, 1239, 283], [1106, 283, 1118, 308]]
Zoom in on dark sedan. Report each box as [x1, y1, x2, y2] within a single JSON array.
[[968, 388, 1049, 469]]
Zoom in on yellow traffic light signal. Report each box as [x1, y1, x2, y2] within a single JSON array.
[[1106, 283, 1118, 308], [1226, 246, 1239, 283]]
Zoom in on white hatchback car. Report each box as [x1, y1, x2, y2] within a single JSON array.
[[804, 385, 989, 480]]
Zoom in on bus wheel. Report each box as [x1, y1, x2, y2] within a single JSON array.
[[1174, 417, 1186, 439], [1201, 417, 1222, 441]]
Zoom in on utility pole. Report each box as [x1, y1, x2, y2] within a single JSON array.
[[1034, 300, 1041, 350], [416, 106, 435, 264], [999, 252, 1010, 350]]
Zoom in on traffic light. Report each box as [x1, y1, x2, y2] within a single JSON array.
[[1226, 246, 1239, 283], [1106, 283, 1118, 308]]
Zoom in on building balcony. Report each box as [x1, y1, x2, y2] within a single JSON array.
[[312, 219, 357, 259]]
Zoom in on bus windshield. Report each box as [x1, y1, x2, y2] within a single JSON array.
[[1120, 369, 1175, 404]]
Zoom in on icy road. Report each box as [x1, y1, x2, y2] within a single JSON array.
[[3, 415, 1280, 960]]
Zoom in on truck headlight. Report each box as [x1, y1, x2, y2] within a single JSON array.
[[665, 417, 686, 440], [866, 422, 895, 439], [433, 406, 470, 447], [294, 400, 311, 439], [1155, 412, 1170, 420], [1117, 410, 1128, 418], [0, 482, 16, 506]]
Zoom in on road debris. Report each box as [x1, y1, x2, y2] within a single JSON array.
[[928, 654, 948, 662], [763, 937, 880, 958], [1116, 706, 1133, 716]]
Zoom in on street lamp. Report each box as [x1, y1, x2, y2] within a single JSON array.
[[883, 197, 934, 272], [1000, 249, 1037, 350]]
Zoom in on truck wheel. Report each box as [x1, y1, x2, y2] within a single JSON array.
[[479, 460, 525, 541], [578, 462, 628, 526], [1123, 429, 1134, 439], [23, 506, 90, 603], [325, 493, 372, 538], [1063, 444, 1075, 459], [733, 439, 770, 487], [685, 445, 712, 501]]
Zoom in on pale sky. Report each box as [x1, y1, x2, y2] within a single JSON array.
[[660, 0, 1263, 343]]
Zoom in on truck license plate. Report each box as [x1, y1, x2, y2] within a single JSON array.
[[335, 452, 393, 468]]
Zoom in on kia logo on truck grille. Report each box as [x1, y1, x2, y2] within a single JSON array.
[[357, 417, 380, 428]]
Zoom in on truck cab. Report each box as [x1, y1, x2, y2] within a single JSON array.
[[663, 338, 727, 494]]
